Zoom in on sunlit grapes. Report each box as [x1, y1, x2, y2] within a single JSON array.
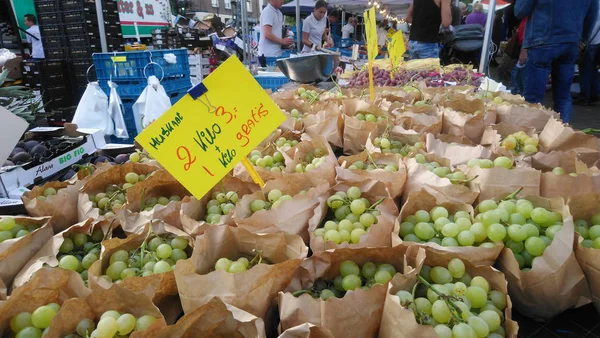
[[204, 190, 240, 224], [0, 217, 38, 243], [374, 137, 424, 156]]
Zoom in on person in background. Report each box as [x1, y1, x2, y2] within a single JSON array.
[[516, 0, 598, 122], [490, 10, 504, 66], [24, 14, 44, 60], [326, 10, 339, 38], [302, 0, 334, 52], [510, 17, 528, 95], [466, 2, 487, 28], [377, 20, 388, 48], [575, 5, 600, 106], [258, 0, 293, 67], [459, 2, 468, 24], [451, 0, 462, 26], [342, 17, 357, 39], [406, 0, 452, 59]]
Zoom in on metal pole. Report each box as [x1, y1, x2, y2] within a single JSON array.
[[296, 0, 301, 52], [96, 0, 108, 52], [479, 0, 496, 74], [342, 10, 345, 25], [241, 0, 249, 64]]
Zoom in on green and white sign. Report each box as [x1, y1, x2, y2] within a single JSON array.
[[117, 0, 171, 37]]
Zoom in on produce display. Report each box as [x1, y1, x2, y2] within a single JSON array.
[[399, 258, 508, 337], [4, 76, 600, 337]]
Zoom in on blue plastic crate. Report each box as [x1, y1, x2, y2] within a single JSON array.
[[264, 50, 292, 67], [93, 49, 190, 81], [99, 76, 191, 101], [254, 76, 289, 91]]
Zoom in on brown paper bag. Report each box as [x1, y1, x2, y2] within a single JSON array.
[[425, 133, 492, 166], [464, 165, 541, 202], [0, 268, 91, 333], [0, 216, 53, 291], [390, 104, 443, 135], [45, 283, 166, 338], [539, 118, 600, 168], [303, 101, 344, 149], [308, 183, 399, 252], [154, 298, 266, 338], [567, 194, 600, 314], [537, 157, 600, 198], [233, 174, 329, 243], [393, 190, 503, 265], [278, 246, 419, 338], [13, 219, 113, 289], [494, 102, 558, 131], [21, 181, 80, 233], [403, 155, 479, 205], [278, 323, 335, 338], [179, 175, 260, 236], [336, 151, 407, 199], [88, 221, 192, 323], [439, 95, 494, 143], [379, 245, 519, 338], [286, 136, 338, 187], [119, 169, 203, 233], [78, 163, 158, 222], [341, 98, 392, 155], [174, 226, 306, 321], [365, 126, 425, 156], [479, 123, 537, 148], [496, 195, 591, 321]]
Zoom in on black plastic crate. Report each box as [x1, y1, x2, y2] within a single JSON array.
[[107, 37, 124, 50], [64, 22, 99, 36], [68, 35, 101, 49], [68, 45, 101, 59], [102, 12, 120, 24], [60, 0, 96, 11], [37, 12, 62, 25], [62, 10, 96, 24], [41, 35, 66, 50], [102, 1, 118, 13], [22, 60, 66, 75], [69, 59, 93, 73], [43, 46, 66, 60], [39, 23, 63, 37], [104, 24, 122, 37], [44, 95, 74, 112], [47, 106, 76, 124], [34, 0, 60, 13]]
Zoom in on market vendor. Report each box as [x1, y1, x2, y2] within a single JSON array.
[[302, 0, 335, 52], [342, 17, 357, 40], [258, 0, 294, 67], [24, 14, 44, 60]]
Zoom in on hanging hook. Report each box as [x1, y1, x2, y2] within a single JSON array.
[[85, 64, 95, 84]]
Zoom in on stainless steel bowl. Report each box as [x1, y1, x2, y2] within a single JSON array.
[[276, 53, 341, 83]]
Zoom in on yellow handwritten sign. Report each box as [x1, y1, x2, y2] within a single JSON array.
[[389, 31, 406, 73], [364, 8, 378, 101], [135, 56, 286, 199]]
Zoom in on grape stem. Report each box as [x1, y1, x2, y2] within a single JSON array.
[[248, 249, 264, 268], [450, 174, 478, 185], [416, 275, 465, 324], [365, 148, 380, 168], [140, 187, 147, 211], [503, 187, 523, 201], [139, 223, 156, 275]]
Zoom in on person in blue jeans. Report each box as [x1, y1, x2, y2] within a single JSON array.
[[576, 7, 600, 106], [515, 0, 598, 123], [406, 0, 452, 59]]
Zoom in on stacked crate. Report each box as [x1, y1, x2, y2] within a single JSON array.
[[21, 60, 72, 112], [93, 49, 192, 143], [151, 28, 181, 49]]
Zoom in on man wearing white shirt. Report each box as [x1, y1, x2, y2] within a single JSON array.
[[24, 14, 44, 60], [342, 17, 357, 39], [258, 0, 293, 67]]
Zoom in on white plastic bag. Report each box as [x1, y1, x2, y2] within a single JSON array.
[[132, 75, 172, 133], [108, 81, 129, 139], [72, 82, 113, 136]]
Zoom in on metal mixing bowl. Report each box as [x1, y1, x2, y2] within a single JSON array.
[[276, 53, 341, 83]]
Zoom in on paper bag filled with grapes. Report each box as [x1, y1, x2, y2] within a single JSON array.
[[278, 323, 335, 338], [13, 219, 112, 289], [336, 151, 407, 200], [87, 221, 192, 323], [439, 94, 494, 143], [389, 103, 443, 135], [491, 194, 591, 320], [174, 226, 306, 321], [308, 184, 398, 252], [120, 169, 203, 233], [403, 153, 478, 205], [180, 175, 259, 236], [539, 118, 600, 167], [78, 163, 158, 222], [0, 216, 53, 291], [286, 136, 338, 187], [0, 267, 91, 336], [278, 246, 418, 337], [154, 298, 266, 338], [569, 193, 600, 314], [425, 134, 492, 166], [21, 181, 80, 233], [394, 190, 503, 266], [341, 98, 392, 155], [232, 174, 328, 243], [379, 245, 519, 338], [533, 154, 600, 198], [44, 283, 166, 338], [494, 101, 557, 132]]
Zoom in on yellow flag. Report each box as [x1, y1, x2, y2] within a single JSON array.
[[364, 7, 378, 101], [389, 31, 406, 73]]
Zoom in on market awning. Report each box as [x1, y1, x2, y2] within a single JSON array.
[[280, 0, 320, 15]]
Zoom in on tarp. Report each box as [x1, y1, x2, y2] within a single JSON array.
[[281, 0, 321, 15]]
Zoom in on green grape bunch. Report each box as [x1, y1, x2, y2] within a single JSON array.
[[274, 136, 299, 151], [399, 257, 508, 338], [297, 87, 320, 103], [293, 260, 398, 300], [354, 111, 389, 123], [574, 214, 600, 249], [10, 303, 61, 338], [466, 156, 514, 170], [500, 131, 539, 155], [89, 172, 147, 219], [415, 154, 471, 185], [373, 136, 424, 156], [0, 217, 39, 243], [249, 189, 306, 214], [205, 190, 240, 224], [99, 234, 190, 284], [68, 311, 157, 338], [313, 187, 384, 245], [344, 159, 399, 172], [214, 250, 269, 273], [248, 149, 286, 173], [57, 228, 105, 282], [295, 148, 328, 173], [35, 187, 64, 202], [142, 195, 181, 212]]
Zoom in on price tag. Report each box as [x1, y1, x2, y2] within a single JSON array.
[[111, 56, 127, 62], [389, 31, 406, 73], [364, 8, 378, 101], [135, 56, 286, 199]]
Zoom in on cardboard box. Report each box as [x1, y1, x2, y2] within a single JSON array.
[[2, 57, 23, 80]]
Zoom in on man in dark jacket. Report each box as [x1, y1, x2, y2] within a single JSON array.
[[515, 0, 599, 123]]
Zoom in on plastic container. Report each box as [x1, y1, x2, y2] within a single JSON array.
[[39, 23, 64, 37], [93, 49, 190, 81], [43, 46, 66, 60], [254, 76, 289, 91], [34, 0, 60, 14], [62, 10, 96, 24], [37, 12, 62, 26]]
